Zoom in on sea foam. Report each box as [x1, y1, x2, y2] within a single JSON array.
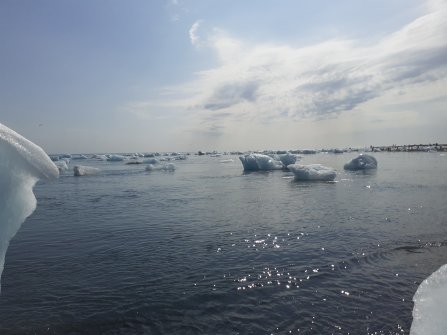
[[0, 123, 58, 290]]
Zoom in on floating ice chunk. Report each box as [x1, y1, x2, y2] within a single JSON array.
[[0, 123, 59, 289], [107, 154, 125, 162], [344, 154, 377, 170], [277, 153, 299, 166], [92, 154, 107, 160], [288, 164, 336, 181], [239, 154, 283, 171], [73, 165, 100, 176], [143, 158, 160, 165], [145, 163, 176, 171], [55, 160, 69, 172], [301, 149, 317, 154], [410, 264, 447, 335], [220, 159, 234, 163], [163, 163, 176, 171], [72, 154, 88, 160]]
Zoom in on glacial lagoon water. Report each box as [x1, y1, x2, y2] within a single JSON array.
[[0, 152, 446, 334]]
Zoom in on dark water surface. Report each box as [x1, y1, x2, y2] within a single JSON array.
[[1, 153, 446, 334]]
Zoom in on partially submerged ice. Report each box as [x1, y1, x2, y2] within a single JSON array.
[[146, 163, 176, 172], [54, 159, 69, 172], [344, 154, 377, 170], [73, 165, 100, 176], [288, 164, 336, 181], [0, 123, 59, 290], [239, 154, 285, 171], [410, 264, 447, 335], [275, 153, 300, 167], [106, 154, 126, 162]]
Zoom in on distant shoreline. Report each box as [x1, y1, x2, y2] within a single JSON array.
[[368, 144, 446, 152], [48, 143, 447, 156]]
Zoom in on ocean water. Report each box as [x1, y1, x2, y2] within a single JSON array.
[[0, 152, 446, 334]]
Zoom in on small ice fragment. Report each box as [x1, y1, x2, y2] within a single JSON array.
[[73, 165, 100, 176]]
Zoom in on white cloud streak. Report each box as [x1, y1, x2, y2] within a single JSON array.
[[138, 2, 447, 142], [189, 20, 202, 46]]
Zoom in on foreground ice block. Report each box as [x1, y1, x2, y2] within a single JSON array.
[[0, 123, 59, 290], [410, 264, 447, 335], [239, 154, 284, 171], [73, 165, 100, 176], [344, 154, 377, 170], [288, 164, 336, 181]]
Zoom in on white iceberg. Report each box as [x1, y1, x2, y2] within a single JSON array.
[[300, 149, 317, 154], [239, 154, 284, 171], [107, 154, 126, 162], [72, 154, 88, 160], [276, 153, 299, 166], [54, 160, 69, 172], [92, 154, 107, 160], [143, 158, 160, 165], [0, 123, 59, 290], [410, 264, 447, 335], [288, 164, 336, 181], [145, 163, 176, 172], [344, 154, 377, 170], [73, 165, 100, 176]]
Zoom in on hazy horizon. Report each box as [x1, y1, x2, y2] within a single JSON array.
[[1, 0, 447, 153]]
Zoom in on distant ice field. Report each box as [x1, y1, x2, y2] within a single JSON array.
[[1, 152, 446, 334]]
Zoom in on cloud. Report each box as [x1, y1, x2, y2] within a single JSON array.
[[189, 20, 202, 46], [141, 2, 447, 138], [203, 81, 259, 110]]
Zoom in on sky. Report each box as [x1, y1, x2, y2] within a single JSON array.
[[1, 0, 446, 153]]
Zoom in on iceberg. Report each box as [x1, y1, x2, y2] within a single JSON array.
[[106, 154, 125, 162], [344, 154, 377, 170], [239, 154, 284, 171], [145, 163, 176, 172], [72, 154, 88, 160], [288, 164, 336, 181], [410, 264, 447, 335], [0, 123, 59, 290], [276, 153, 299, 166], [54, 159, 69, 172], [92, 154, 107, 160], [73, 165, 100, 176], [143, 158, 160, 165]]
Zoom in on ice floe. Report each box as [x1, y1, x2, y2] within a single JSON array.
[[146, 163, 176, 172], [73, 165, 100, 176], [239, 154, 286, 171], [288, 164, 336, 181], [344, 154, 377, 170]]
